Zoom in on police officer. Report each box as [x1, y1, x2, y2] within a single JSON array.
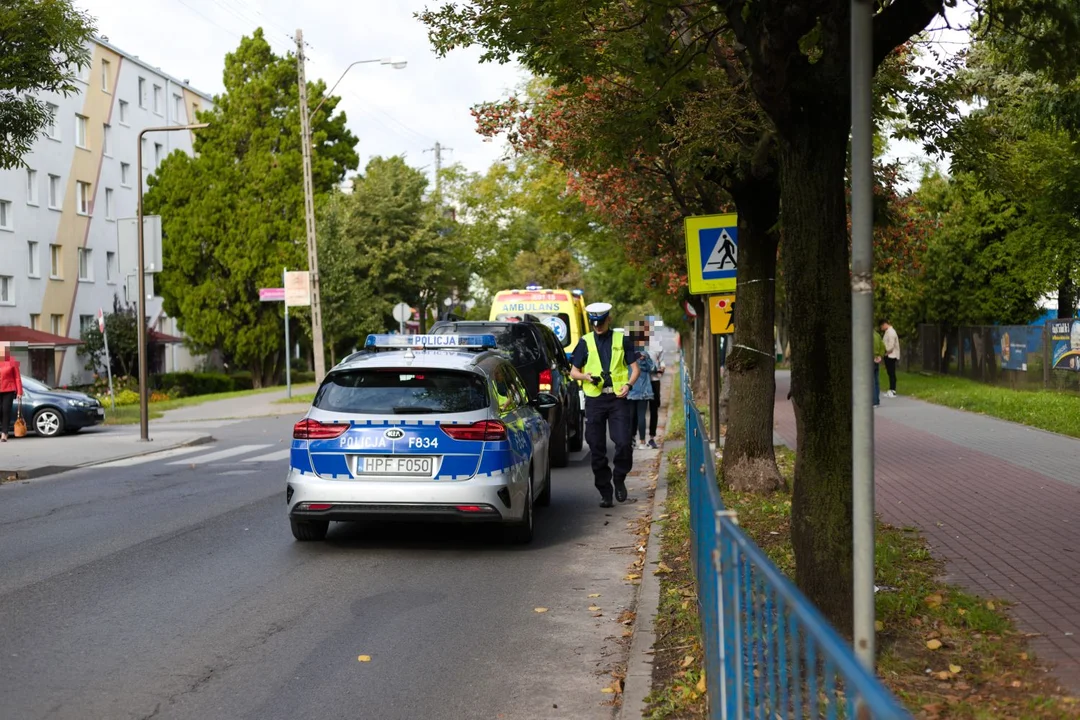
[[570, 302, 640, 508]]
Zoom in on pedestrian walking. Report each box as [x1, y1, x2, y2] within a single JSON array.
[[645, 327, 665, 448], [881, 320, 900, 397], [628, 337, 656, 448], [873, 329, 885, 407], [0, 342, 24, 442], [570, 302, 640, 508]]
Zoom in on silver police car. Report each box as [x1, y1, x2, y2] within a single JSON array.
[[286, 334, 554, 544]]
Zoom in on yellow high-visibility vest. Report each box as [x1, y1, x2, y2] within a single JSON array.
[[582, 331, 629, 398]]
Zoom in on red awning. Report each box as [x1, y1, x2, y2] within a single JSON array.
[[149, 329, 185, 344], [0, 326, 82, 348]]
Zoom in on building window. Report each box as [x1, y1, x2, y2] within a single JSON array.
[[48, 174, 61, 209], [0, 200, 12, 230], [78, 248, 92, 281], [105, 188, 114, 219], [75, 114, 88, 148], [119, 99, 129, 124], [30, 314, 40, 331], [153, 84, 162, 114], [76, 181, 91, 215], [192, 101, 200, 117], [106, 251, 116, 283], [154, 142, 163, 166], [138, 77, 147, 108], [49, 244, 61, 278], [46, 103, 59, 139], [50, 314, 64, 336], [101, 59, 110, 91], [80, 314, 96, 335], [0, 276, 11, 305], [121, 162, 131, 187], [103, 123, 111, 155], [174, 94, 184, 122], [28, 241, 39, 277], [76, 62, 89, 83], [26, 168, 38, 205]]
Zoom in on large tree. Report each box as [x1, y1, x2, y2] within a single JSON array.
[[0, 0, 95, 168], [145, 29, 358, 386]]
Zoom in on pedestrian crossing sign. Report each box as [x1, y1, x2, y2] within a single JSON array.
[[684, 213, 738, 294]]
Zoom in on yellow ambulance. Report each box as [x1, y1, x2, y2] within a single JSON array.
[[489, 286, 592, 359]]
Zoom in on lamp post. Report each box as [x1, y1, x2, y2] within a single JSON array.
[[295, 28, 406, 384], [136, 122, 209, 441]]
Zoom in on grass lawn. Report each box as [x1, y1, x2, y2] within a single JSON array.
[[101, 385, 288, 425], [274, 392, 314, 405], [895, 370, 1080, 439]]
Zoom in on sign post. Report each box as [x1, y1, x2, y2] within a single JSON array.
[[393, 302, 412, 335], [98, 308, 116, 410], [284, 270, 311, 399]]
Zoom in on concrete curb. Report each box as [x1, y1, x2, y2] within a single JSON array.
[[620, 374, 678, 719], [1, 433, 215, 480]]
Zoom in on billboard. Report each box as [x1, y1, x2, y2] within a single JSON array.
[[1050, 319, 1080, 371]]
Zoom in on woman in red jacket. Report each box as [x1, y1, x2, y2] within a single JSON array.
[[0, 342, 24, 441]]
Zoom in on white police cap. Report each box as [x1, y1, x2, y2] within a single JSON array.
[[585, 302, 612, 315]]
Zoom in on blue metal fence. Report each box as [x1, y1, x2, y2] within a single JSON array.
[[680, 361, 910, 719]]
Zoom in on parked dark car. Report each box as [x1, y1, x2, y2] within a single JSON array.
[[430, 320, 584, 467], [14, 376, 105, 437]]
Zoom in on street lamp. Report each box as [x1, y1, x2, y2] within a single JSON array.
[[136, 122, 210, 441], [295, 27, 407, 385]]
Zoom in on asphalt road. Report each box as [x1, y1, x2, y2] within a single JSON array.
[[0, 415, 657, 720]]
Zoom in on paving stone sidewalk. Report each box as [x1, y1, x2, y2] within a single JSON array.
[[773, 371, 1080, 693]]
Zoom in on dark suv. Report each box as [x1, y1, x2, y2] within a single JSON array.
[[430, 320, 584, 467]]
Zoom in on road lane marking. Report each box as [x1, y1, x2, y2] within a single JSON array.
[[241, 448, 291, 463], [96, 445, 207, 467], [169, 444, 272, 465]]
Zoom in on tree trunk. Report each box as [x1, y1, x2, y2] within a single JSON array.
[[722, 179, 783, 493], [779, 118, 853, 633], [1059, 275, 1076, 319]]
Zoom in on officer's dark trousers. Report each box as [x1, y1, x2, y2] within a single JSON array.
[[584, 393, 633, 498]]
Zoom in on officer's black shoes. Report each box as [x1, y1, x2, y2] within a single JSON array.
[[599, 497, 614, 508], [614, 480, 628, 503]]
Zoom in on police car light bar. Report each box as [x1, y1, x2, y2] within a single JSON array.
[[364, 334, 498, 350]]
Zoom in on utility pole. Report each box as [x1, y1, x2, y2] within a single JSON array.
[[424, 141, 452, 211], [296, 29, 326, 383]]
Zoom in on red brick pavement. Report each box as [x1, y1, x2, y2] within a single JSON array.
[[772, 378, 1080, 693]]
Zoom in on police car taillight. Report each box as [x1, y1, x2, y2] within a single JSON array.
[[293, 418, 349, 440], [441, 420, 507, 442]]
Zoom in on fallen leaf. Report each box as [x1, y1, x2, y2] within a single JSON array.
[[874, 621, 884, 632], [601, 687, 615, 694], [696, 671, 707, 693], [925, 594, 943, 608], [357, 655, 371, 662], [957, 608, 967, 616], [949, 664, 962, 674], [625, 573, 641, 581], [681, 600, 690, 610], [681, 655, 695, 668], [926, 639, 943, 650], [654, 562, 673, 575], [1012, 680, 1022, 688], [534, 607, 549, 613], [622, 629, 633, 637], [936, 671, 950, 680], [1020, 652, 1028, 661], [986, 601, 996, 610], [588, 593, 601, 598], [589, 605, 601, 611]]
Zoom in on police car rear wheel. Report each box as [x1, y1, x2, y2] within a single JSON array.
[[505, 470, 534, 544], [291, 519, 329, 541]]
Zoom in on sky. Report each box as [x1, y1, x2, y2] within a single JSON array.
[[76, 0, 528, 184]]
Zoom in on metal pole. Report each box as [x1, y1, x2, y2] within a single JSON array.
[[102, 321, 116, 410], [136, 123, 209, 441], [851, 0, 876, 671], [284, 267, 292, 399], [296, 29, 326, 385], [708, 329, 719, 443]]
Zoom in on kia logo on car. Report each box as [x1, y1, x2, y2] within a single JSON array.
[[384, 428, 405, 440]]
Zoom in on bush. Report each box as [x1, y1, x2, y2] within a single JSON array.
[[150, 372, 236, 397], [115, 389, 140, 406], [293, 371, 316, 383], [228, 371, 255, 390], [149, 390, 170, 403]]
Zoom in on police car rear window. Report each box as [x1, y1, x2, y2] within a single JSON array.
[[313, 370, 489, 414]]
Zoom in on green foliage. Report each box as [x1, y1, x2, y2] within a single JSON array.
[[144, 29, 358, 387], [77, 297, 149, 379], [149, 371, 238, 397], [0, 0, 95, 168], [114, 389, 140, 407]]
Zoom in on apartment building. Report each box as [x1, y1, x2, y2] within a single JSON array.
[[0, 36, 213, 385]]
